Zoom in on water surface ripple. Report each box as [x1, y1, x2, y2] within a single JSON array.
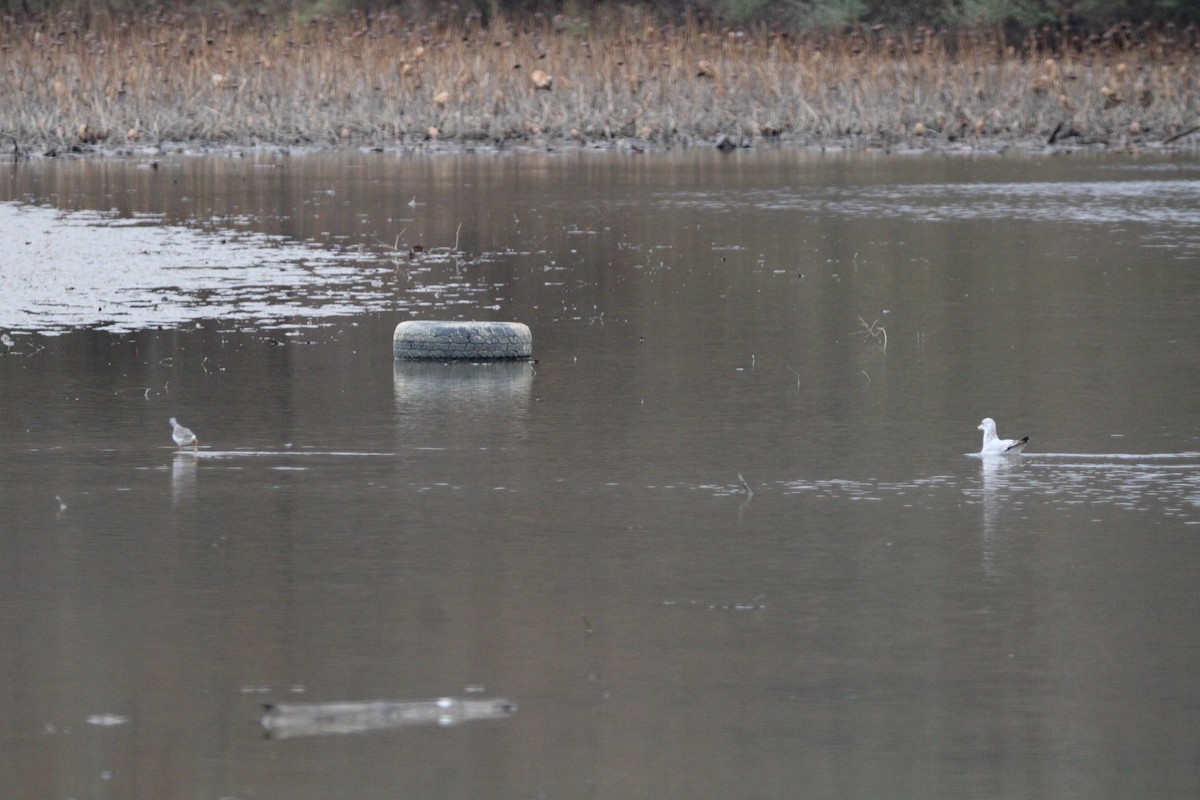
[[1, 150, 1198, 800]]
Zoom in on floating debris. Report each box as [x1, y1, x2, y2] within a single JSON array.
[[86, 714, 129, 727], [260, 696, 516, 739]]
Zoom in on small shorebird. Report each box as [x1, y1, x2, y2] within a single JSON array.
[[978, 417, 1029, 456], [169, 417, 198, 451]]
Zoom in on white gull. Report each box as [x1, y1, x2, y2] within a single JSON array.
[[978, 417, 1028, 456], [170, 417, 198, 451]]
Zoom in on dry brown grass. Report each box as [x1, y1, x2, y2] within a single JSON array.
[[2, 9, 1197, 152]]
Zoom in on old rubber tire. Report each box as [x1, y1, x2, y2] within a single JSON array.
[[393, 320, 532, 360]]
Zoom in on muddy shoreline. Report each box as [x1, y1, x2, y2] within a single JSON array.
[[14, 129, 1199, 163]]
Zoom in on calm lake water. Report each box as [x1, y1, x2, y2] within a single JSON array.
[[2, 148, 1199, 800]]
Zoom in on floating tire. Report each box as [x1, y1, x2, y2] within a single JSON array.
[[393, 320, 532, 360]]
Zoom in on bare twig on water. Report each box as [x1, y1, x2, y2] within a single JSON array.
[[854, 317, 887, 350], [786, 365, 801, 391], [737, 473, 754, 497], [376, 230, 407, 252], [418, 222, 465, 262]]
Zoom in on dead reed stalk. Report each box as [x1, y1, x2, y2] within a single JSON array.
[[1, 10, 1196, 151]]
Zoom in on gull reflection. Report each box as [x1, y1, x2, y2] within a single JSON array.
[[980, 454, 1022, 576], [171, 451, 197, 503]]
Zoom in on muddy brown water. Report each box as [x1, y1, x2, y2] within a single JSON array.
[[2, 149, 1200, 799]]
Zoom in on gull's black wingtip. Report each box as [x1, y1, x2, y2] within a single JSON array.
[[1006, 436, 1031, 452]]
